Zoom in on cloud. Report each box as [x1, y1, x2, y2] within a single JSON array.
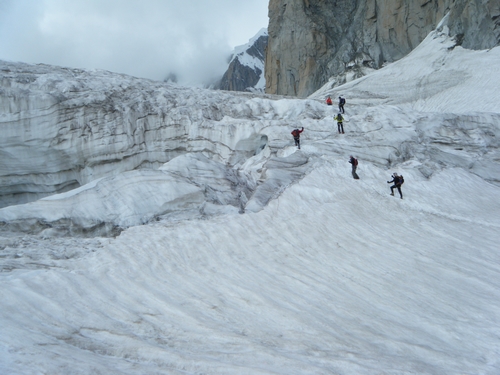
[[0, 0, 269, 85]]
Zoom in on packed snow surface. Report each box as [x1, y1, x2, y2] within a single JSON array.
[[1, 26, 500, 374]]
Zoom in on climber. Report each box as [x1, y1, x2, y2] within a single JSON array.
[[387, 173, 404, 199], [334, 113, 344, 134], [338, 96, 346, 113], [349, 155, 359, 179], [291, 127, 305, 149]]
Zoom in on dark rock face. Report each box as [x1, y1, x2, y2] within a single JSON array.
[[219, 58, 263, 92], [265, 0, 500, 98], [447, 0, 500, 49], [219, 33, 268, 92], [246, 33, 268, 61]]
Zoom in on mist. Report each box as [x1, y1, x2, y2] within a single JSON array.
[[0, 0, 269, 85]]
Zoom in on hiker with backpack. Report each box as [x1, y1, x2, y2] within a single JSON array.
[[349, 156, 359, 179], [326, 95, 333, 106], [291, 127, 304, 149], [334, 113, 344, 134], [338, 96, 345, 113], [387, 173, 404, 199]]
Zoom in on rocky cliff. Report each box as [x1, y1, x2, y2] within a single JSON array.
[[265, 0, 500, 97], [219, 29, 268, 93]]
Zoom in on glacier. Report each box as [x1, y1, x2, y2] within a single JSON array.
[[0, 24, 499, 374]]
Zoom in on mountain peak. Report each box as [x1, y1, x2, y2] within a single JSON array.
[[218, 29, 268, 93]]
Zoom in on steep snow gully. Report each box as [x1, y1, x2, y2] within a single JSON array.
[[0, 25, 500, 374]]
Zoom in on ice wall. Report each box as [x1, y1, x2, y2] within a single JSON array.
[[0, 61, 295, 208]]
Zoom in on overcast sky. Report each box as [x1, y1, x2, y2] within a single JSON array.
[[0, 0, 269, 85]]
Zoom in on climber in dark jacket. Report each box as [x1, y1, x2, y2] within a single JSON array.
[[387, 173, 404, 199], [338, 96, 345, 113], [349, 155, 359, 179]]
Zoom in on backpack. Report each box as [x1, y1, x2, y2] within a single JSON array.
[[340, 97, 346, 105], [353, 158, 358, 166], [399, 175, 404, 184], [291, 129, 300, 137], [336, 114, 343, 121], [326, 98, 332, 105]]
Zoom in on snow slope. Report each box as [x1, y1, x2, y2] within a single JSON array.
[[0, 24, 499, 375]]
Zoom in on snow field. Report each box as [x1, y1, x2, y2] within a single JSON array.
[[2, 160, 499, 374]]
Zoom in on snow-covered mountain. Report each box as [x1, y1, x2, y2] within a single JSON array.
[[1, 22, 500, 375], [218, 28, 267, 93]]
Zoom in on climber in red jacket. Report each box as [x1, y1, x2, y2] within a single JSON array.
[[291, 127, 304, 149]]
